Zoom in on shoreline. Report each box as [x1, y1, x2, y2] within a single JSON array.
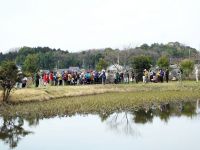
[[0, 82, 200, 118], [0, 81, 200, 103]]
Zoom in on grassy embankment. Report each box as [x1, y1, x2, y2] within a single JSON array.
[[0, 81, 200, 117]]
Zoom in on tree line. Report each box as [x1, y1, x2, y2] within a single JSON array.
[[0, 42, 198, 74]]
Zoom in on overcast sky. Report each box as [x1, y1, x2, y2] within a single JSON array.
[[0, 0, 200, 53]]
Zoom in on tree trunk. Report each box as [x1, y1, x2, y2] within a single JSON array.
[[2, 88, 11, 103], [2, 88, 6, 102]]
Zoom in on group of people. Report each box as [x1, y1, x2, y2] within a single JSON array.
[[33, 68, 172, 88], [34, 70, 107, 87], [16, 66, 200, 88], [143, 68, 169, 83], [113, 71, 131, 84]]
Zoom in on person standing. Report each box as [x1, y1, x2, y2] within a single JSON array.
[[131, 71, 135, 83], [100, 70, 106, 85], [22, 77, 27, 88], [35, 72, 40, 87], [143, 69, 148, 83], [160, 69, 164, 83], [143, 69, 146, 83], [124, 71, 129, 84], [165, 68, 169, 83], [57, 72, 62, 85], [195, 66, 199, 82], [49, 71, 54, 86]]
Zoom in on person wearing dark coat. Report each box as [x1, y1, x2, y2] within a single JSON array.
[[165, 68, 169, 83]]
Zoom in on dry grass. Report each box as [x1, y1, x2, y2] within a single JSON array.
[[0, 81, 200, 118], [0, 81, 200, 103]]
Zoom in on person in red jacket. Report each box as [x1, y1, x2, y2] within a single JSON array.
[[43, 73, 49, 86], [49, 71, 54, 86]]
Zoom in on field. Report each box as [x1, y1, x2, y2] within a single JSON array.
[[0, 81, 200, 118]]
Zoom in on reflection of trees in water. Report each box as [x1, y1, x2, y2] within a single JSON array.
[[0, 101, 198, 147], [181, 102, 196, 117], [155, 104, 171, 122], [100, 101, 198, 136], [133, 109, 153, 124], [25, 116, 40, 127], [0, 116, 34, 149], [161, 102, 196, 118], [150, 101, 197, 123], [99, 111, 113, 122], [104, 112, 140, 137]]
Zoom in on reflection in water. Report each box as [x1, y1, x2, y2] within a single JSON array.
[[133, 101, 197, 124], [196, 100, 200, 114], [25, 116, 40, 127], [101, 101, 199, 136], [0, 116, 34, 149], [105, 112, 140, 137], [133, 109, 153, 124], [0, 100, 199, 149]]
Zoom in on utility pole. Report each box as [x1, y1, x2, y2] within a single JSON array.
[[57, 60, 59, 71], [198, 45, 200, 65], [82, 59, 85, 69], [117, 52, 119, 65], [189, 49, 191, 60]]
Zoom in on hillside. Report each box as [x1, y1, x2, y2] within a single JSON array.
[[0, 42, 198, 71]]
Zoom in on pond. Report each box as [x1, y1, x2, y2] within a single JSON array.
[[0, 100, 200, 150]]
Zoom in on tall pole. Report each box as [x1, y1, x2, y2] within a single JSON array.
[[57, 60, 59, 71], [117, 52, 119, 65], [199, 45, 200, 65], [189, 49, 191, 60]]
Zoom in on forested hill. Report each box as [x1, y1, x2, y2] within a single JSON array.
[[0, 42, 198, 70]]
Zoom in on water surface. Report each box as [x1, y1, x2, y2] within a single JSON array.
[[0, 101, 200, 150]]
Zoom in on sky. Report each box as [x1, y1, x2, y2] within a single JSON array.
[[0, 0, 200, 53]]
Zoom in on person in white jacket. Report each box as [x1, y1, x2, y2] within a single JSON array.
[[195, 66, 199, 82]]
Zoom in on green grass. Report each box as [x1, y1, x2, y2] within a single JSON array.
[[0, 81, 200, 118]]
